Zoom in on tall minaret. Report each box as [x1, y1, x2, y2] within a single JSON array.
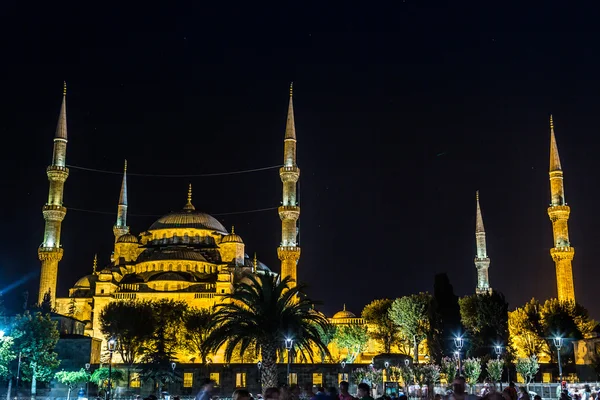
[[38, 82, 69, 304], [113, 160, 129, 241], [474, 191, 491, 294], [547, 115, 576, 302], [277, 83, 301, 287]]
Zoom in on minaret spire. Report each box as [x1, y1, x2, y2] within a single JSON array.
[[474, 191, 491, 294], [547, 116, 575, 302], [113, 160, 130, 241], [93, 254, 98, 275], [38, 83, 70, 304], [277, 83, 301, 287], [183, 183, 195, 211]]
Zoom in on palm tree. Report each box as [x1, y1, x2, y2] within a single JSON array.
[[203, 273, 331, 391]]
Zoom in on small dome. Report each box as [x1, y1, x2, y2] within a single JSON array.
[[221, 226, 243, 244], [333, 304, 356, 319], [74, 275, 97, 288], [117, 233, 139, 243]]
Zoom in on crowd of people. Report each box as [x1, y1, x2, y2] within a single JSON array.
[[190, 376, 595, 400]]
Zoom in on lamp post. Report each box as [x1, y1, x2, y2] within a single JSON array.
[[257, 361, 262, 392], [454, 336, 464, 376], [15, 351, 22, 398], [285, 338, 294, 385], [107, 338, 117, 400], [85, 363, 91, 399], [341, 361, 346, 383], [554, 337, 563, 384], [494, 345, 503, 390]]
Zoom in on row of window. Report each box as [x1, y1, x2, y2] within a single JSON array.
[[136, 264, 218, 274], [130, 372, 350, 389]]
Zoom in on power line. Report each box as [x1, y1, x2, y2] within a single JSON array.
[[66, 164, 281, 177], [68, 206, 279, 217]]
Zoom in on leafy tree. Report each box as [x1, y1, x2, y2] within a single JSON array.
[[361, 299, 398, 353], [333, 324, 369, 363], [54, 369, 90, 400], [399, 365, 413, 393], [509, 299, 545, 358], [441, 356, 457, 383], [458, 291, 509, 358], [389, 293, 433, 362], [203, 273, 330, 393], [463, 358, 482, 391], [100, 301, 155, 365], [316, 323, 337, 362], [515, 356, 539, 390], [67, 298, 77, 318], [12, 311, 60, 399], [486, 359, 503, 387], [35, 291, 54, 314], [90, 367, 125, 392], [183, 307, 214, 364], [413, 363, 440, 396], [141, 299, 187, 396], [432, 274, 462, 362], [0, 335, 16, 379]]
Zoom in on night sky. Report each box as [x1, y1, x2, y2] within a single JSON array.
[[1, 2, 600, 318]]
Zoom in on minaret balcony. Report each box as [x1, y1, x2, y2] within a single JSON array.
[[277, 246, 301, 260], [46, 166, 69, 180], [280, 166, 300, 181], [278, 205, 300, 220], [550, 247, 575, 261], [38, 247, 63, 261], [42, 205, 67, 220], [547, 205, 571, 220]]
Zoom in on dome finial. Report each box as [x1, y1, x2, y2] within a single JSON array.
[[231, 225, 235, 234], [289, 81, 293, 97], [124, 159, 127, 173], [93, 253, 98, 275], [183, 183, 195, 211], [253, 252, 258, 272], [63, 81, 67, 97], [343, 303, 346, 311]]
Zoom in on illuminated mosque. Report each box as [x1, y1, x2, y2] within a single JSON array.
[[36, 83, 577, 367]]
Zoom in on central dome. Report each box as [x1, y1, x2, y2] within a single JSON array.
[[149, 210, 228, 233], [148, 184, 228, 234]]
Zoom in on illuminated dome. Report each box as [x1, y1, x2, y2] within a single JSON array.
[[221, 226, 243, 243], [148, 185, 227, 234], [117, 233, 139, 243], [74, 275, 97, 288], [333, 304, 356, 319]]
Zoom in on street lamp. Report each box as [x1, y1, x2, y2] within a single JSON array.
[[553, 337, 564, 384], [285, 338, 294, 385], [494, 345, 503, 390], [454, 336, 464, 375], [85, 363, 91, 399], [257, 361, 262, 391], [107, 338, 117, 400]]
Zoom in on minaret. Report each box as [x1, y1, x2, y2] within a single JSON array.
[[474, 191, 491, 294], [547, 115, 576, 302], [113, 160, 129, 241], [38, 82, 69, 304], [277, 83, 301, 287]]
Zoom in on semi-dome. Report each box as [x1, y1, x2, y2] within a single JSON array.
[[221, 226, 243, 243], [117, 233, 139, 243], [333, 304, 356, 319], [148, 185, 227, 234]]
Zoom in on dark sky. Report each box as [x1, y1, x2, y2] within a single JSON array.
[[1, 2, 600, 318]]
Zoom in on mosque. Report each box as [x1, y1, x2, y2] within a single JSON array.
[[36, 82, 577, 368]]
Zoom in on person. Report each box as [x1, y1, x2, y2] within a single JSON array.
[[265, 387, 281, 400], [583, 385, 592, 400], [280, 386, 293, 400], [446, 376, 480, 400], [560, 390, 572, 400], [517, 387, 530, 400], [533, 395, 541, 400], [358, 383, 374, 400], [327, 387, 339, 400], [234, 390, 252, 400], [316, 388, 327, 399], [481, 383, 491, 397], [290, 384, 301, 400], [504, 383, 517, 400], [339, 381, 355, 400], [195, 379, 215, 400], [435, 394, 443, 400], [302, 383, 316, 400]]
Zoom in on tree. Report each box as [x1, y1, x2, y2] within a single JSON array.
[[90, 367, 125, 393], [361, 299, 398, 353], [100, 301, 155, 365], [203, 273, 330, 393], [462, 358, 482, 392], [34, 291, 54, 314], [12, 311, 60, 400], [432, 274, 462, 362], [441, 356, 457, 384], [389, 293, 433, 362], [0, 335, 16, 379], [509, 299, 545, 358], [515, 356, 539, 390], [458, 291, 509, 358], [54, 369, 90, 400], [333, 324, 369, 363], [67, 298, 77, 318], [486, 359, 503, 388], [183, 307, 214, 364], [316, 323, 337, 362]]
